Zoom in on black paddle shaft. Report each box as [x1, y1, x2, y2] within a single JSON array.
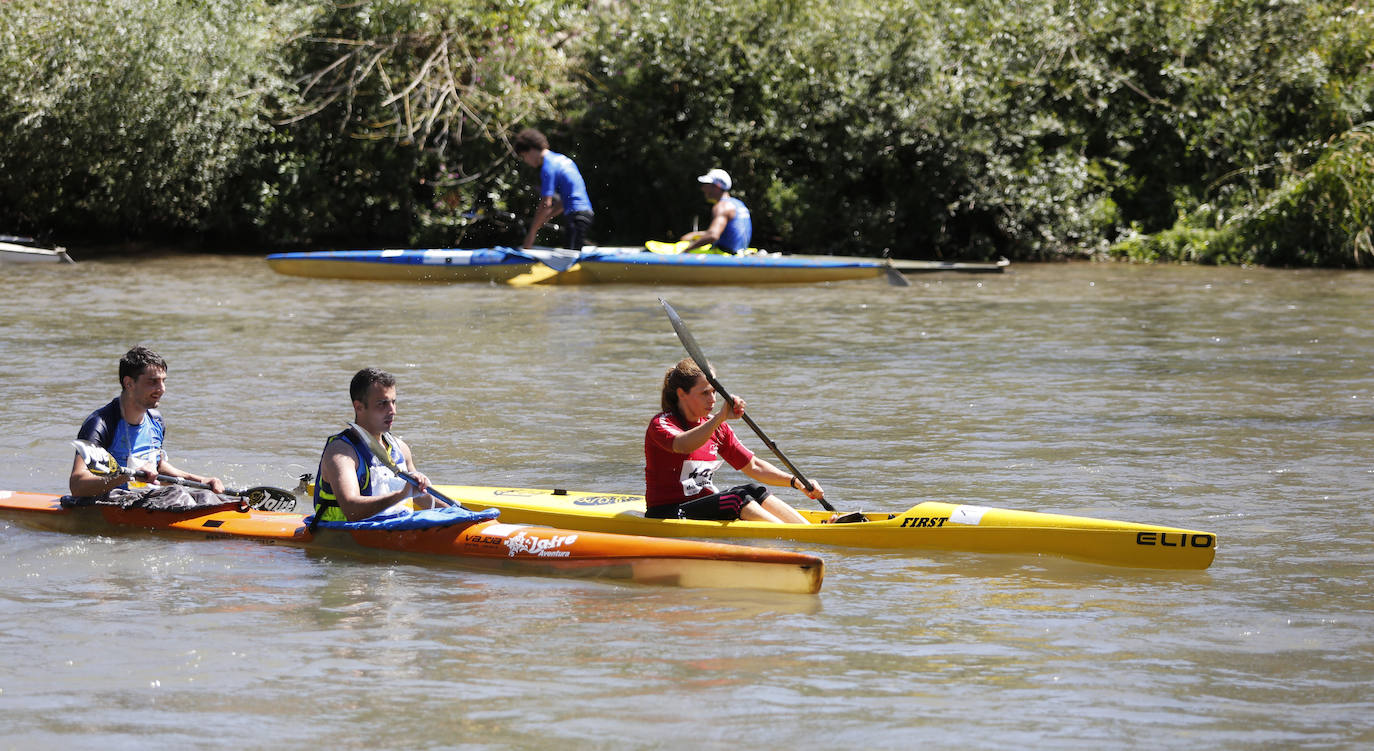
[[659, 298, 835, 512]]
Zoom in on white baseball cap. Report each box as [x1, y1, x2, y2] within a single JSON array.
[[696, 168, 732, 191]]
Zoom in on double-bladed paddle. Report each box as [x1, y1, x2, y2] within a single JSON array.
[[658, 298, 837, 513], [505, 247, 583, 286], [71, 440, 298, 511], [516, 246, 581, 272]]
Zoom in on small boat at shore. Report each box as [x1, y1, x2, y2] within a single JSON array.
[[0, 490, 824, 594], [434, 484, 1217, 570], [0, 236, 74, 264], [265, 245, 1007, 285]]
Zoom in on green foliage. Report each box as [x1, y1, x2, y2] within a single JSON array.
[[1223, 125, 1374, 266], [574, 0, 1373, 261], [1110, 126, 1374, 266], [1043, 0, 1369, 228], [0, 0, 316, 239], [246, 0, 578, 247], [1109, 222, 1229, 264], [0, 0, 578, 246], [573, 0, 1103, 258], [0, 0, 1368, 263]]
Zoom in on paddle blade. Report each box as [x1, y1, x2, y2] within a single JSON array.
[[345, 422, 403, 474], [885, 263, 912, 287], [519, 247, 581, 272], [645, 240, 689, 255], [72, 440, 120, 476], [658, 298, 721, 388], [239, 486, 298, 512], [506, 262, 568, 286]]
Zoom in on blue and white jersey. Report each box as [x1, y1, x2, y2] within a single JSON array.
[[717, 196, 752, 252], [76, 397, 165, 488], [540, 151, 593, 213]]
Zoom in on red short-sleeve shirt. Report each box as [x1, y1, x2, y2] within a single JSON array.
[[644, 411, 754, 508]]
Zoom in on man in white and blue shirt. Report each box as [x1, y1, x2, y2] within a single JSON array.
[[680, 168, 753, 253], [68, 346, 224, 497]]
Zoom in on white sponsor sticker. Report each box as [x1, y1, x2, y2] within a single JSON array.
[[0, 491, 11, 499], [504, 530, 578, 558], [421, 250, 477, 266], [948, 505, 991, 525]]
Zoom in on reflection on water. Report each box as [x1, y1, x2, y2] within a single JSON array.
[[1, 257, 1372, 748]]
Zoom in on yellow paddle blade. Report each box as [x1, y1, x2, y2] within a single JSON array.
[[644, 240, 689, 254], [506, 262, 576, 286]]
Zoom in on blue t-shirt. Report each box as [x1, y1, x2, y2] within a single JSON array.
[[77, 397, 165, 487], [717, 196, 752, 252], [540, 151, 593, 213]]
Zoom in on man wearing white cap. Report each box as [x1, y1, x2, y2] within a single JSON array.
[[679, 168, 752, 253]]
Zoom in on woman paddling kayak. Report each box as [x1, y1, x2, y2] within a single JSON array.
[[644, 359, 823, 523]]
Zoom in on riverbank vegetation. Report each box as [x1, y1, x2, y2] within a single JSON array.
[[1, 0, 1370, 265]]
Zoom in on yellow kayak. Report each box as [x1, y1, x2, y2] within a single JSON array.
[[434, 485, 1217, 570]]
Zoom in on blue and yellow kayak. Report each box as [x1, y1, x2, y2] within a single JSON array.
[[265, 246, 1004, 285]]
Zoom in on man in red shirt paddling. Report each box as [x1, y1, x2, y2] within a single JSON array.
[[644, 359, 823, 522]]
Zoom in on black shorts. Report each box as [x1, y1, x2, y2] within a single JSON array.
[[563, 210, 594, 251], [645, 483, 770, 521]]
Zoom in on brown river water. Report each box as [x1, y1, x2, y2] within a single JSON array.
[[1, 254, 1371, 749]]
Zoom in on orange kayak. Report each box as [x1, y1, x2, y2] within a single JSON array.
[[0, 491, 823, 594]]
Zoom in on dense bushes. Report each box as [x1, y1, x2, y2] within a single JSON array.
[[0, 0, 576, 248], [1235, 126, 1374, 266], [240, 0, 577, 247], [1112, 125, 1374, 265], [574, 0, 1374, 262], [0, 0, 1370, 264], [571, 0, 1114, 258], [0, 0, 314, 238], [1100, 1, 1374, 265]]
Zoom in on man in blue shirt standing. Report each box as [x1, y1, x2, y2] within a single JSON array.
[[680, 168, 752, 254], [514, 128, 594, 251], [68, 346, 224, 497]]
